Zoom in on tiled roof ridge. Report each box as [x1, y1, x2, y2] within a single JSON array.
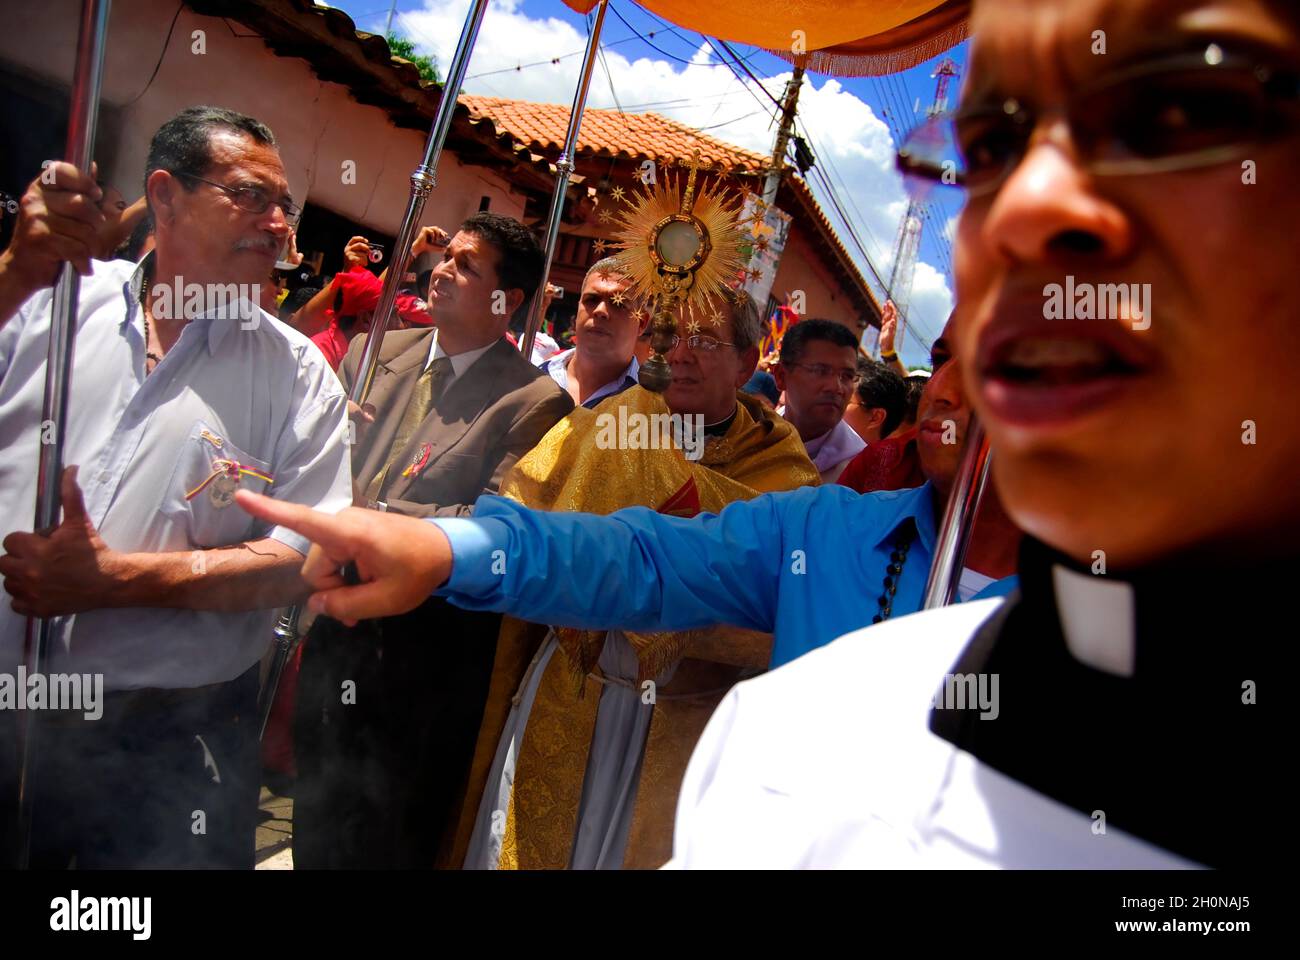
[[459, 94, 768, 169]]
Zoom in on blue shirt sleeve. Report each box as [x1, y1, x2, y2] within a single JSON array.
[[429, 492, 789, 634]]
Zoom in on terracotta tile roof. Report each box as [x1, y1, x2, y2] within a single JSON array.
[[461, 95, 770, 173], [461, 95, 878, 319]]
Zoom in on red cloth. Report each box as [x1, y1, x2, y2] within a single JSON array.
[[309, 315, 350, 371], [837, 427, 926, 494], [333, 266, 430, 325]]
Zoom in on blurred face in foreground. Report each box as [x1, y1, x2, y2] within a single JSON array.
[[915, 318, 969, 499], [955, 0, 1300, 569]]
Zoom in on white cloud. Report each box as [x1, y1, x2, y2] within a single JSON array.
[[395, 0, 951, 364]]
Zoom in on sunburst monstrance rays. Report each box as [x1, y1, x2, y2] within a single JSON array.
[[605, 167, 745, 326]]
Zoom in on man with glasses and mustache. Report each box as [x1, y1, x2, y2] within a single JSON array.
[[773, 318, 868, 483], [0, 106, 351, 868]]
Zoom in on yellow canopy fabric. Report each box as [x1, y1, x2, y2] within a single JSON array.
[[563, 0, 968, 75]]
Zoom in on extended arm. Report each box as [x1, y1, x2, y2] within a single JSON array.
[[234, 487, 797, 633]]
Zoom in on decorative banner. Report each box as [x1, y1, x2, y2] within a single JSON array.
[[758, 302, 800, 360], [738, 193, 792, 312]]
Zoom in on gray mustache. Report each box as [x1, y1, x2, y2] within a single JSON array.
[[234, 236, 280, 253]]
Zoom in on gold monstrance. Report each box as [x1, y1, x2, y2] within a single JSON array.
[[607, 149, 745, 391]]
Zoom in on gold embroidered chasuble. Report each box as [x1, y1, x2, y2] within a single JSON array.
[[440, 386, 817, 869]]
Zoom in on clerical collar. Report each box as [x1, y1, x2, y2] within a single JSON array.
[[1051, 563, 1135, 677], [703, 405, 738, 437], [928, 533, 1283, 868]]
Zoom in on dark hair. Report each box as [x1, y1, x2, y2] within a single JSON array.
[[279, 284, 320, 324], [899, 376, 926, 430], [855, 360, 908, 438], [117, 212, 154, 262], [779, 317, 859, 365], [144, 106, 276, 203], [708, 286, 762, 352], [457, 211, 544, 307]]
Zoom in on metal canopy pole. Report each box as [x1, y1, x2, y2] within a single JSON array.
[[259, 0, 491, 740], [15, 0, 112, 869], [351, 0, 490, 405], [519, 0, 608, 361], [921, 413, 993, 609]]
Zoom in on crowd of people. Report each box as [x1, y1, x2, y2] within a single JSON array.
[[0, 0, 1292, 871]]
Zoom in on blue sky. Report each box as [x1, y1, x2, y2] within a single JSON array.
[[323, 0, 969, 366]]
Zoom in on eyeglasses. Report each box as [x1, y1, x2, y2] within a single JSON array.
[[896, 44, 1300, 200], [784, 361, 858, 388], [182, 174, 302, 220], [668, 334, 737, 353]]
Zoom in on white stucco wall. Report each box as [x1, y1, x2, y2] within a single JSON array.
[[1, 0, 525, 232]]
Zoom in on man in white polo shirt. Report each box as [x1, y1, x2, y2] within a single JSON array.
[[0, 106, 350, 868]]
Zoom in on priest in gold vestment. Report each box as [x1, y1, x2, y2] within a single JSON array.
[[444, 290, 817, 869]]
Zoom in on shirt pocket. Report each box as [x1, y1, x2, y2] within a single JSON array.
[[160, 419, 275, 548]]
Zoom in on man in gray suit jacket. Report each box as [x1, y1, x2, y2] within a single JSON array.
[[292, 212, 573, 868]]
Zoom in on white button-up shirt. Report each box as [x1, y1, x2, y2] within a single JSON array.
[[542, 347, 639, 409], [0, 256, 352, 690]]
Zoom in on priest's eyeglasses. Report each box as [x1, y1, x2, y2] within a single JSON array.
[[181, 174, 302, 220], [669, 334, 736, 353], [896, 43, 1300, 200]]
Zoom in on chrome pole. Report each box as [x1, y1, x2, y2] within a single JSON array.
[[921, 414, 993, 609], [15, 0, 112, 869], [519, 0, 608, 360], [258, 0, 492, 740], [350, 0, 490, 405]]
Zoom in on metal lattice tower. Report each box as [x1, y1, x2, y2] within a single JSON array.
[[884, 208, 922, 348]]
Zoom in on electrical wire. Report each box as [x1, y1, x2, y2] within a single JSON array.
[[121, 2, 185, 108], [465, 32, 644, 80]]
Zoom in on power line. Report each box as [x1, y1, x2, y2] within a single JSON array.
[[696, 109, 767, 131], [464, 32, 644, 80], [712, 38, 785, 110], [607, 1, 779, 126], [607, 1, 731, 69], [796, 117, 887, 263], [619, 0, 784, 118], [627, 0, 774, 68]]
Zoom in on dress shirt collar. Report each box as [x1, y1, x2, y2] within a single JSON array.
[[803, 417, 867, 472], [1051, 563, 1136, 677], [125, 251, 257, 357], [867, 480, 939, 559], [544, 347, 640, 407], [425, 327, 498, 381]]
